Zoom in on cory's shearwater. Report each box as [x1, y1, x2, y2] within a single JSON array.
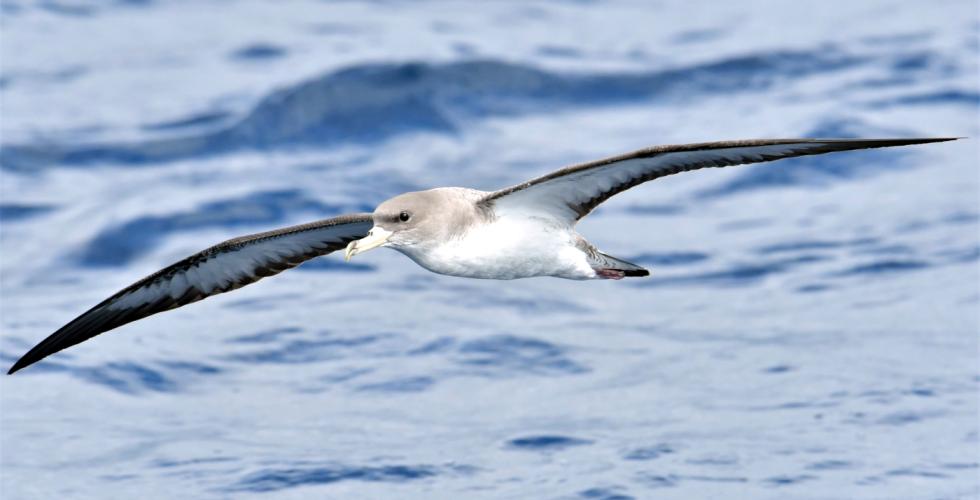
[[7, 138, 956, 374]]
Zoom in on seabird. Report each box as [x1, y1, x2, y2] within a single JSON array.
[[7, 138, 956, 374]]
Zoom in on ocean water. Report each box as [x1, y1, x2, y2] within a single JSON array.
[[1, 1, 978, 498]]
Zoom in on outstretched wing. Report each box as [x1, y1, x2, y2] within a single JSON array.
[[480, 138, 956, 223], [8, 213, 374, 374]]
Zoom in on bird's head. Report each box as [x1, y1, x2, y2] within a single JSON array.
[[345, 189, 447, 261]]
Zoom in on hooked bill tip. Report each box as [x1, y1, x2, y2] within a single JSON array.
[[344, 241, 356, 262]]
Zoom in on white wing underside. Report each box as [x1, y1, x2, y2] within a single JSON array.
[[108, 235, 350, 310]]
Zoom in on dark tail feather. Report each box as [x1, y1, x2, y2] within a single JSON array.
[[597, 252, 649, 277]]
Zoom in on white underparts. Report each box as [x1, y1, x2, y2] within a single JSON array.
[[393, 215, 597, 280]]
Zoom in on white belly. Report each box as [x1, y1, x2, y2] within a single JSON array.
[[398, 216, 596, 280]]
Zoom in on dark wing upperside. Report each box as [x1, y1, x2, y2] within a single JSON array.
[[8, 213, 374, 374], [480, 138, 958, 223]]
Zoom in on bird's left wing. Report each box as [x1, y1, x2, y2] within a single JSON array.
[[8, 213, 374, 374], [480, 138, 957, 223]]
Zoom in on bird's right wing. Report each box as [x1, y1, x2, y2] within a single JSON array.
[[8, 213, 374, 374], [479, 138, 957, 224]]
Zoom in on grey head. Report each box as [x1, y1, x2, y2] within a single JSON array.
[[344, 187, 485, 261]]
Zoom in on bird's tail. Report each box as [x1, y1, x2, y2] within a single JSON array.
[[592, 252, 649, 279]]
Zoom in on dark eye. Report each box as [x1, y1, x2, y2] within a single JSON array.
[[399, 211, 411, 222]]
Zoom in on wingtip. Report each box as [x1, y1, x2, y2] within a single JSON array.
[[914, 137, 964, 145], [812, 137, 961, 143], [830, 137, 963, 148], [7, 348, 45, 375], [906, 137, 961, 145], [7, 357, 32, 375], [855, 137, 961, 144]]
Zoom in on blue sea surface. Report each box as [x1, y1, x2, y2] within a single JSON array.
[[1, 1, 978, 498]]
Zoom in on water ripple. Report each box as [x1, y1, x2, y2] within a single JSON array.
[[763, 474, 816, 486], [578, 486, 635, 500], [455, 335, 589, 377], [507, 435, 593, 451], [0, 203, 56, 222], [231, 464, 441, 492], [623, 444, 675, 461], [833, 259, 930, 276], [39, 359, 224, 394], [226, 333, 391, 365]]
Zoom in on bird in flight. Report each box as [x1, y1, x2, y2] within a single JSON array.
[[7, 138, 955, 374]]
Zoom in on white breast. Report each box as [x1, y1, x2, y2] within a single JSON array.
[[400, 215, 596, 280]]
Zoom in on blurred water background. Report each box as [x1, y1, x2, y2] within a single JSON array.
[[1, 1, 978, 498]]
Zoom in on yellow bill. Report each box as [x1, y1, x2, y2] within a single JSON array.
[[345, 227, 392, 261]]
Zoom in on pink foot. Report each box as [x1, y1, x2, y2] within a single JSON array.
[[595, 269, 625, 280]]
